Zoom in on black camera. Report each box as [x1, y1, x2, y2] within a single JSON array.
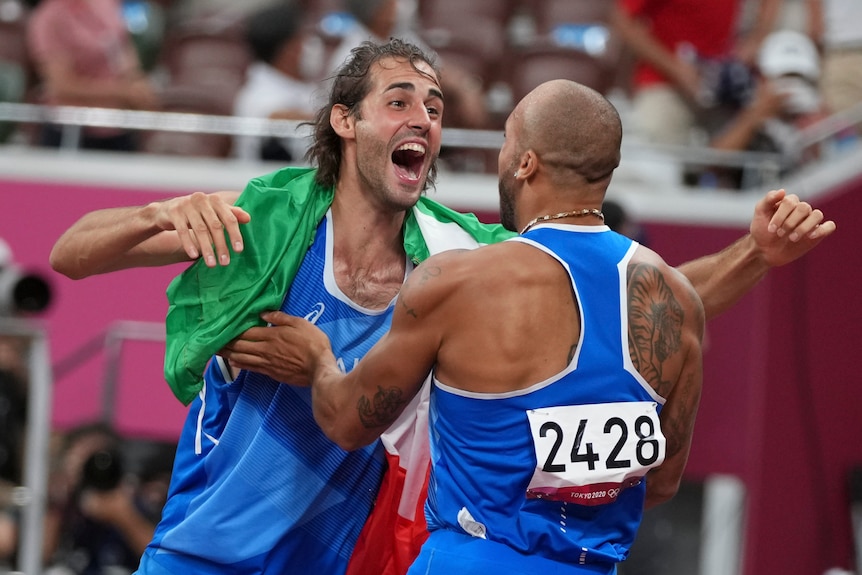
[[698, 57, 756, 110], [80, 448, 125, 492], [0, 238, 52, 316]]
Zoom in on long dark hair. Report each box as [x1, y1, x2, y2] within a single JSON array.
[[302, 38, 442, 189]]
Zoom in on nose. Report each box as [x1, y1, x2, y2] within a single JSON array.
[[408, 106, 432, 133]]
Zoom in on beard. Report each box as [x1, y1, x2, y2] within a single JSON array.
[[498, 168, 517, 232], [355, 128, 425, 213]]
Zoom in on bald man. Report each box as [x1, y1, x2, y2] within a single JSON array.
[[233, 80, 706, 574]]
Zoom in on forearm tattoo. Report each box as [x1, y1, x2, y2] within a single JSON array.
[[627, 263, 684, 397], [661, 371, 698, 459], [357, 386, 409, 429]]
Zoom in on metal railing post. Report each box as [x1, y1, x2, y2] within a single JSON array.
[[0, 317, 52, 575]]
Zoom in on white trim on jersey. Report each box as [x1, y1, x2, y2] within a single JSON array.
[[617, 243, 665, 405]]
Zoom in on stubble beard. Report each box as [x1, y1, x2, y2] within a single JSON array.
[[498, 172, 517, 232], [357, 130, 426, 214]]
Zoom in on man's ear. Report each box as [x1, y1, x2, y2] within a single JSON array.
[[518, 150, 538, 179], [330, 103, 354, 139]]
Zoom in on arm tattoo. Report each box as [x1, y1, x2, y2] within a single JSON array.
[[627, 263, 684, 396], [357, 386, 409, 429], [399, 265, 442, 319], [661, 372, 698, 459]]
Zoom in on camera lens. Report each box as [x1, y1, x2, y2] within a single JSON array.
[[81, 448, 124, 491]]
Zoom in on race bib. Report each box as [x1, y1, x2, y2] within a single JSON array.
[[526, 402, 665, 506]]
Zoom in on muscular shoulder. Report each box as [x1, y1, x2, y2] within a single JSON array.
[[399, 243, 531, 317], [399, 249, 469, 313], [628, 246, 704, 324], [627, 246, 705, 396]]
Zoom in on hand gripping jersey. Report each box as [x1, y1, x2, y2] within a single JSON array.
[[414, 224, 667, 575], [137, 212, 398, 574]]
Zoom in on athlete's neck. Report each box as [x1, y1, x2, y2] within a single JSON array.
[[329, 197, 407, 309]]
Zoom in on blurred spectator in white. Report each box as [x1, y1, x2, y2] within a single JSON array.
[[26, 0, 160, 152], [706, 30, 830, 188], [805, 0, 862, 130], [611, 0, 783, 147], [326, 0, 489, 130], [232, 1, 323, 162]]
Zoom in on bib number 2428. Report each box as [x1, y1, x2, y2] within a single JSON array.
[[525, 402, 666, 504]]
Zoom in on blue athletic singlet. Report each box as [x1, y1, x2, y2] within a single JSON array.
[[412, 224, 667, 575], [136, 211, 407, 575]]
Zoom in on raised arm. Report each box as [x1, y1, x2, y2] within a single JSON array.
[[50, 191, 246, 279], [679, 189, 836, 320]]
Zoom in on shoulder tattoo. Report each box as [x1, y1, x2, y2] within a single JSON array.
[[399, 264, 442, 319], [627, 263, 684, 397], [357, 386, 409, 429]]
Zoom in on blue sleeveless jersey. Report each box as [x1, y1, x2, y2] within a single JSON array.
[[416, 224, 666, 575], [138, 211, 396, 574]]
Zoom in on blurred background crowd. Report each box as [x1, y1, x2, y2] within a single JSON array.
[[0, 0, 859, 189], [0, 333, 175, 575]]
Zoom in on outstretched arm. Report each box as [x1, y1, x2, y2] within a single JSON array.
[[679, 189, 836, 320], [220, 261, 448, 450], [50, 191, 246, 279]]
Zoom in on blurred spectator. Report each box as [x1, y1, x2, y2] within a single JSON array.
[[166, 0, 279, 29], [806, 0, 862, 131], [602, 198, 649, 245], [0, 336, 27, 489], [0, 491, 14, 569], [42, 423, 159, 575], [706, 30, 829, 188], [232, 1, 322, 162], [122, 0, 167, 73], [611, 0, 783, 147], [26, 0, 160, 152], [0, 335, 26, 571], [326, 0, 490, 130]]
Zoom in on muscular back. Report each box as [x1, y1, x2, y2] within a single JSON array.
[[397, 230, 704, 507], [422, 240, 703, 404]]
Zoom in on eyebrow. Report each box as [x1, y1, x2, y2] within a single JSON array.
[[385, 81, 444, 102]]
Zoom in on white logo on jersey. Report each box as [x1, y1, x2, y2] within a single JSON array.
[[336, 357, 360, 373], [305, 302, 325, 324], [457, 507, 487, 539]]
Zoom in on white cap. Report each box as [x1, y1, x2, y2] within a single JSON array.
[[758, 30, 820, 81]]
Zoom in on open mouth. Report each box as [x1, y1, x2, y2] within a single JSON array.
[[392, 142, 426, 183]]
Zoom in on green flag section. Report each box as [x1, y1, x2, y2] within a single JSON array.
[[164, 166, 514, 404]]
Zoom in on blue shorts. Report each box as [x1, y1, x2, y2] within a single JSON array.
[[407, 530, 618, 575]]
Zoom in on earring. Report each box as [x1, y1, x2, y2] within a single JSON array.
[[513, 171, 519, 177]]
